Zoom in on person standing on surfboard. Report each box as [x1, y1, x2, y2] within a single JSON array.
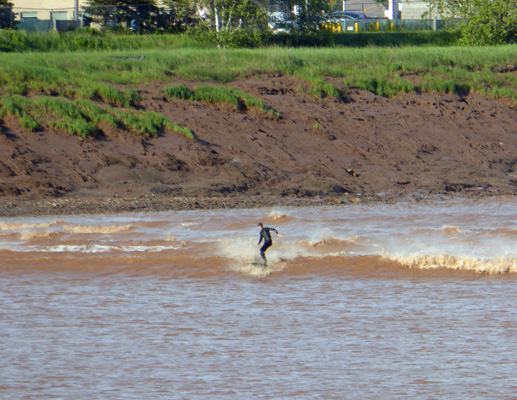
[[256, 223, 282, 267]]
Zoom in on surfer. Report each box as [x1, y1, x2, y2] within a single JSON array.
[[256, 223, 282, 266]]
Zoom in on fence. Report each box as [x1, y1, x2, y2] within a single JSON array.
[[321, 18, 445, 34]]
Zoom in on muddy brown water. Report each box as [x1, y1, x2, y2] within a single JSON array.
[[1, 199, 516, 399]]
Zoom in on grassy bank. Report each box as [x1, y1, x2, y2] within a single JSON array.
[[1, 45, 515, 97], [0, 29, 203, 53], [0, 29, 461, 53], [1, 45, 516, 137]]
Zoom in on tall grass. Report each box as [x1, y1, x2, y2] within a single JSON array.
[[0, 29, 461, 53], [0, 29, 204, 53], [164, 84, 280, 116]]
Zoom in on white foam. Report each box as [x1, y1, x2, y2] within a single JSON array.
[[387, 254, 517, 274], [61, 224, 135, 234], [0, 220, 63, 231], [33, 244, 182, 254]]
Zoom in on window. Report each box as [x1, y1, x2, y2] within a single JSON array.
[[21, 12, 38, 20], [51, 12, 69, 21]]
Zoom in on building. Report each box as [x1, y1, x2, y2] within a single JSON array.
[[9, 0, 168, 21], [10, 0, 88, 21], [385, 0, 440, 20]]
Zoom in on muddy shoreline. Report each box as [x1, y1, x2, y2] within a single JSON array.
[[1, 190, 514, 218], [1, 77, 516, 218]]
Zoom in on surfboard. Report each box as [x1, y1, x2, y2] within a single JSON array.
[[250, 262, 266, 267]]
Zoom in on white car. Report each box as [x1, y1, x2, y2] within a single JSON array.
[[270, 22, 292, 34]]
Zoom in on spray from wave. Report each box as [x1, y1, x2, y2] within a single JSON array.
[[387, 254, 517, 274], [61, 224, 135, 234]]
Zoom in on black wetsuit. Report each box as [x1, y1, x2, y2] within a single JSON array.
[[258, 227, 279, 265]]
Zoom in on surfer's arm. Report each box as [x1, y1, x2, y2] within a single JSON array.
[[271, 228, 282, 237]]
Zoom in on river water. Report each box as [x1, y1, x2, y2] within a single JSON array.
[[1, 198, 516, 399]]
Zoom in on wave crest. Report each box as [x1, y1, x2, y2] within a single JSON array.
[[0, 221, 64, 231], [387, 254, 517, 274], [61, 224, 135, 234]]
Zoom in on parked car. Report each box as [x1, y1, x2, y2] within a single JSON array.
[[327, 13, 356, 22], [330, 11, 369, 20], [269, 22, 292, 34]]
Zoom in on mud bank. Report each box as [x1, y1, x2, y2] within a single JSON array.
[[1, 76, 516, 217]]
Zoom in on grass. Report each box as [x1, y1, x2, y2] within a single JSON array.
[[2, 45, 515, 100], [164, 84, 280, 116], [0, 29, 204, 53], [0, 95, 194, 139], [0, 29, 461, 53], [0, 44, 516, 137]]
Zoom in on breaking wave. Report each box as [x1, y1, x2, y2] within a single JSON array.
[[0, 221, 64, 230], [1, 198, 515, 277], [386, 254, 517, 274], [1, 241, 515, 277], [61, 224, 135, 234]]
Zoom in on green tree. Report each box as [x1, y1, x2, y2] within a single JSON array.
[[164, 0, 269, 47], [284, 0, 332, 32], [165, 0, 332, 47], [85, 0, 174, 32], [428, 0, 517, 45], [0, 0, 16, 29]]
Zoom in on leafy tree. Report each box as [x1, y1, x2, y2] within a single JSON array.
[[163, 0, 269, 47], [85, 0, 174, 33], [0, 0, 16, 29], [284, 0, 332, 33], [428, 0, 517, 45], [164, 0, 332, 47]]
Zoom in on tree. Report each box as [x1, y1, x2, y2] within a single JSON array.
[[428, 0, 517, 45], [0, 0, 16, 29], [284, 0, 332, 33], [164, 0, 269, 47], [165, 0, 332, 47], [85, 0, 174, 33]]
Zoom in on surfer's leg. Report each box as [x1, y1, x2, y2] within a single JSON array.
[[260, 242, 271, 266], [260, 250, 267, 266]]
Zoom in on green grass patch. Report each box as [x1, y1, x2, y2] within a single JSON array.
[[164, 84, 280, 116], [74, 81, 138, 107], [0, 95, 194, 139], [268, 31, 461, 48], [113, 109, 195, 139], [0, 29, 461, 54], [0, 95, 40, 131], [0, 29, 205, 53]]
